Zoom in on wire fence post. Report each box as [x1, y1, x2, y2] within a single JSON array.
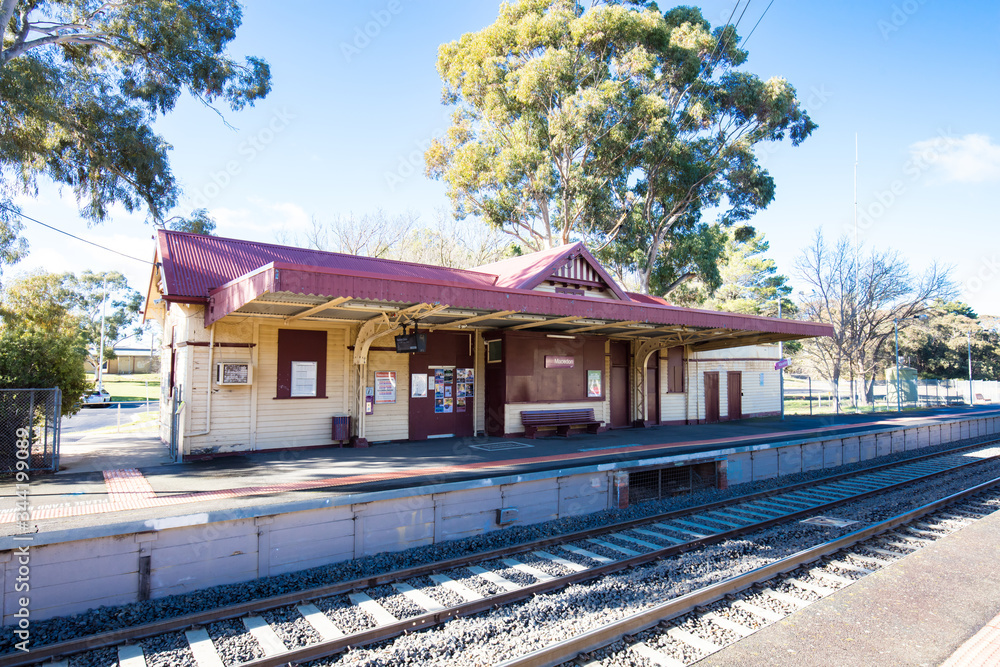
[[1, 388, 61, 473]]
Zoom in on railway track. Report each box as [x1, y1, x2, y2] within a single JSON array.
[[6, 441, 1000, 667], [501, 477, 1000, 667]]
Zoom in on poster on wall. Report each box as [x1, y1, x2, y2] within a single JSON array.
[[587, 370, 602, 397], [411, 373, 427, 398], [374, 371, 397, 404], [463, 368, 474, 397], [435, 398, 444, 413], [457, 397, 466, 412], [434, 369, 445, 398], [443, 397, 453, 413]]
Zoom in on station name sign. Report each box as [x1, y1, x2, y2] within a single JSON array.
[[544, 355, 575, 369]]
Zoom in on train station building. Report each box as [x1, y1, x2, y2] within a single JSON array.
[[145, 230, 832, 458]]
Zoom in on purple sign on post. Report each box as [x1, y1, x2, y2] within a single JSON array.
[[545, 355, 575, 369]]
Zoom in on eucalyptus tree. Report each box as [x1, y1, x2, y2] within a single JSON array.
[[672, 228, 795, 318], [0, 271, 88, 415], [425, 0, 814, 294], [899, 302, 1000, 381], [167, 208, 217, 236], [0, 0, 271, 267], [1, 269, 142, 374]]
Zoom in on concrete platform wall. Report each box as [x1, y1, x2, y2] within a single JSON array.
[[3, 414, 997, 624], [725, 415, 999, 486], [0, 470, 612, 624]]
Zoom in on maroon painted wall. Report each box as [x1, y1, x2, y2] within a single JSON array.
[[503, 332, 605, 403], [484, 331, 607, 436]]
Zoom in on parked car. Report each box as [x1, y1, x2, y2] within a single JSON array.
[[81, 389, 112, 406]]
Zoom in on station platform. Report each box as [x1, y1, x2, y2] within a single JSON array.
[[697, 486, 1000, 667], [3, 405, 999, 540]]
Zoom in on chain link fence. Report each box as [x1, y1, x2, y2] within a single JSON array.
[[0, 388, 61, 474], [784, 376, 1000, 414]]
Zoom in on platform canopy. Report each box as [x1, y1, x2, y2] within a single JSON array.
[[148, 231, 832, 352]]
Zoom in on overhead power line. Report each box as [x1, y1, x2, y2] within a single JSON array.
[[0, 203, 153, 266], [705, 0, 743, 72], [741, 0, 776, 48]]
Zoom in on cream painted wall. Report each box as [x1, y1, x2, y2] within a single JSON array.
[[685, 345, 781, 421], [364, 344, 410, 443], [253, 320, 351, 451]]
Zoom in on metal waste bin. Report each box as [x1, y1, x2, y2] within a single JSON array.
[[332, 414, 351, 444]]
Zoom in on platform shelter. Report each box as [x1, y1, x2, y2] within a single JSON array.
[[144, 230, 832, 457]]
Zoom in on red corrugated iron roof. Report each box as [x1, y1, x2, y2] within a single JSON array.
[[152, 230, 833, 343], [206, 262, 834, 343], [156, 230, 498, 299], [628, 292, 671, 305], [474, 242, 630, 300]]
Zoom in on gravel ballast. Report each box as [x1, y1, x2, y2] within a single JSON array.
[[1, 435, 997, 664]]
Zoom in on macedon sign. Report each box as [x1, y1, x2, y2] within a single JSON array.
[[544, 355, 575, 369]]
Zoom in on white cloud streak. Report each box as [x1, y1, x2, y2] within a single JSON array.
[[909, 133, 1000, 183]]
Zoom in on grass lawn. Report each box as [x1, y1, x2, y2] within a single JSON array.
[[784, 399, 926, 416], [86, 373, 160, 402]]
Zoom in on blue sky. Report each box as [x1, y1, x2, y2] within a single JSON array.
[[11, 0, 1000, 316]]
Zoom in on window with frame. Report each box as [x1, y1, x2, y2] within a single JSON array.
[[277, 329, 327, 399], [666, 346, 684, 393]]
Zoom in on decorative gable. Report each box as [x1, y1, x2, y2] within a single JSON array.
[[538, 252, 622, 299], [474, 241, 631, 301]]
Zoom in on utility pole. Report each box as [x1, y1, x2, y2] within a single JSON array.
[[968, 330, 974, 405], [778, 299, 784, 421], [96, 276, 107, 394], [852, 134, 860, 410], [892, 317, 903, 412]]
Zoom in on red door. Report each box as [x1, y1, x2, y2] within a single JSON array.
[[646, 352, 660, 425], [727, 371, 742, 420], [704, 372, 720, 424], [610, 340, 630, 428], [409, 332, 475, 439]]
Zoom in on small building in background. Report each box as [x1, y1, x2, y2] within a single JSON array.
[[84, 347, 160, 375]]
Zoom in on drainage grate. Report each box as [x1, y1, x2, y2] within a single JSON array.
[[629, 464, 717, 503], [469, 441, 535, 452]]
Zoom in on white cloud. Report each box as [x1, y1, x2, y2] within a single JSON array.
[[909, 133, 1000, 183], [211, 200, 311, 242]]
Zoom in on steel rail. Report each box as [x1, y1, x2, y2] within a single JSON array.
[[496, 475, 1000, 667], [227, 450, 1000, 667], [2, 440, 995, 667]]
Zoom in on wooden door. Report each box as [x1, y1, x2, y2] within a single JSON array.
[[727, 371, 742, 421], [610, 340, 630, 428], [409, 332, 475, 440], [484, 337, 505, 436], [704, 371, 720, 424], [646, 352, 660, 425]]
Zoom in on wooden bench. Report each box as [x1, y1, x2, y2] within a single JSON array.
[[520, 408, 602, 438]]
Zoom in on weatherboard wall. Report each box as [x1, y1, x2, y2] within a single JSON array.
[[252, 320, 351, 451]]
